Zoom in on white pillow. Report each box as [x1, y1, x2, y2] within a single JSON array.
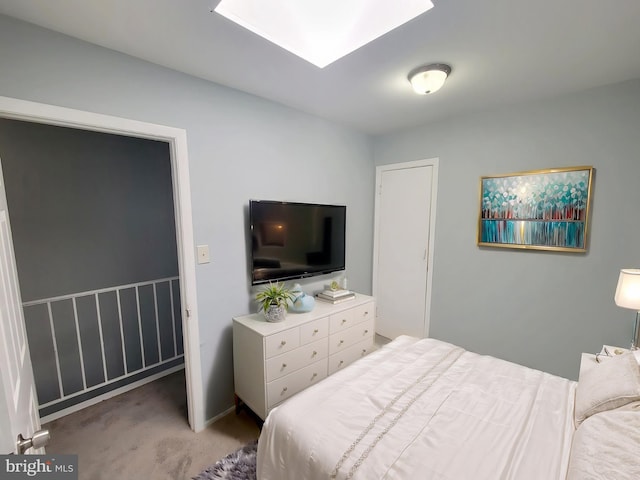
[[574, 352, 640, 426], [566, 405, 640, 480]]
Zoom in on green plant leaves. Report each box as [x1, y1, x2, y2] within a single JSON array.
[[255, 281, 294, 312]]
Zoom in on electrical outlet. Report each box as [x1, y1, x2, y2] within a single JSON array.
[[197, 245, 210, 264]]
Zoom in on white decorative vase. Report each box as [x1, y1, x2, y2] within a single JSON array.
[[264, 304, 286, 322]]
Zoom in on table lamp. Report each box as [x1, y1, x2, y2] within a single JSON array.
[[614, 268, 640, 350]]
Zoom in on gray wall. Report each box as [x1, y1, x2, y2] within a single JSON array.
[[373, 80, 640, 379], [0, 15, 374, 420], [0, 119, 178, 301]]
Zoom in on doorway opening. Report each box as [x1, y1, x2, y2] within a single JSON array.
[[1, 118, 186, 423], [0, 96, 204, 432]]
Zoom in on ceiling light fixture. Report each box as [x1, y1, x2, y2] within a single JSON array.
[[214, 0, 434, 68], [408, 64, 452, 95]]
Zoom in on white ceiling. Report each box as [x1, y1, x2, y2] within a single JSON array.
[[1, 0, 640, 135]]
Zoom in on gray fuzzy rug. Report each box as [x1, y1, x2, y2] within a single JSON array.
[[193, 441, 258, 480]]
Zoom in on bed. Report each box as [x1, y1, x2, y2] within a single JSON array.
[[257, 336, 640, 480]]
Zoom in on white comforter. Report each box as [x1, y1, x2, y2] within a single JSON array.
[[257, 336, 576, 480]]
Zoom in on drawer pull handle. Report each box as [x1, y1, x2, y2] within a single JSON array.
[[280, 340, 286, 346], [339, 360, 344, 366], [281, 387, 288, 395], [312, 350, 317, 357], [364, 329, 369, 334], [363, 311, 368, 316], [313, 329, 319, 334], [341, 319, 347, 325], [311, 373, 317, 379], [339, 340, 344, 345], [362, 349, 367, 355], [281, 363, 287, 370]]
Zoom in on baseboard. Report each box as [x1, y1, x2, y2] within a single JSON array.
[[40, 365, 185, 425], [202, 405, 236, 429]]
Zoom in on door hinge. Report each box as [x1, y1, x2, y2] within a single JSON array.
[[186, 308, 191, 318], [377, 184, 382, 195]]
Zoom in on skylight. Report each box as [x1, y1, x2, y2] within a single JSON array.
[[214, 0, 434, 68]]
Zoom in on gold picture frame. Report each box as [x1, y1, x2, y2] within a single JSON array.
[[477, 166, 594, 252]]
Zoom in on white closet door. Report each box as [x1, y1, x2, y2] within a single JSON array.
[[373, 160, 437, 339]]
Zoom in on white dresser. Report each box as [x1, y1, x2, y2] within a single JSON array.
[[233, 293, 375, 420]]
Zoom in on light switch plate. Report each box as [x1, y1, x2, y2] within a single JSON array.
[[197, 245, 210, 264]]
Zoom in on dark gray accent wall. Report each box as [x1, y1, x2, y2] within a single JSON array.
[[0, 118, 178, 302], [75, 295, 105, 388], [22, 303, 59, 404]]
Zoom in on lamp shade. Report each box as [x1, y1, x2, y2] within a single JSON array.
[[408, 64, 451, 95], [614, 269, 640, 310]]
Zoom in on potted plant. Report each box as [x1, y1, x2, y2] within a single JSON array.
[[255, 282, 294, 322]]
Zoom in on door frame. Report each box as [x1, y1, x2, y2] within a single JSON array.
[[372, 158, 439, 338], [0, 96, 205, 432]]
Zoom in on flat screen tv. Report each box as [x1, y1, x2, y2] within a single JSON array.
[[249, 200, 346, 285]]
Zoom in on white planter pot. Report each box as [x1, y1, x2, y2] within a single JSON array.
[[264, 304, 286, 322]]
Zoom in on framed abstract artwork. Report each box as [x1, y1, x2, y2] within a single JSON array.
[[477, 166, 594, 252]]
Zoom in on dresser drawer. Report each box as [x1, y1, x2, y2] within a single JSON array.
[[329, 317, 374, 354], [352, 301, 374, 325], [267, 359, 328, 409], [329, 309, 355, 333], [264, 328, 300, 359], [265, 338, 328, 382], [300, 317, 329, 345], [328, 338, 375, 375]]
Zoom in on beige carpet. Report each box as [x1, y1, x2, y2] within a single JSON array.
[[44, 371, 260, 480]]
